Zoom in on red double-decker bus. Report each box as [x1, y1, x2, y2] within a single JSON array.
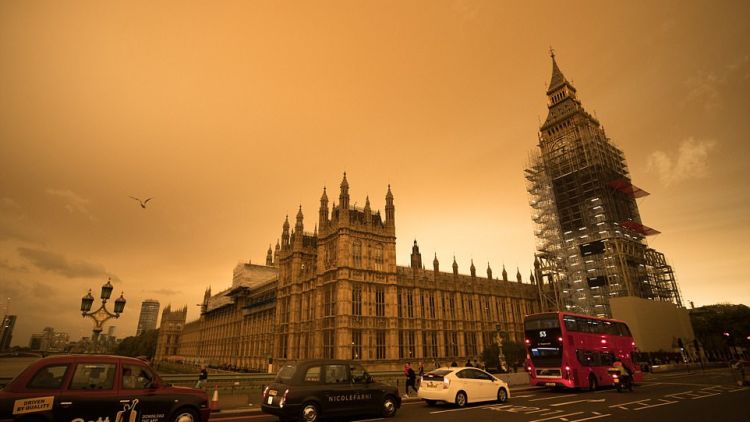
[[524, 312, 642, 390]]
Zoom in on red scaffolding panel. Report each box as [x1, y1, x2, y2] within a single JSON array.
[[608, 178, 650, 198], [620, 220, 661, 236]]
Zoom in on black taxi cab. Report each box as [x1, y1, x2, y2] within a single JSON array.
[[0, 354, 210, 422], [261, 360, 400, 422]]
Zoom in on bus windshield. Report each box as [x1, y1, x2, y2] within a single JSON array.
[[524, 314, 562, 367]]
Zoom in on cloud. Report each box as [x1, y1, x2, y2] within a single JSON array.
[[682, 55, 750, 112], [646, 138, 717, 187], [17, 247, 114, 279], [46, 189, 95, 220], [0, 258, 29, 272], [147, 288, 180, 296]]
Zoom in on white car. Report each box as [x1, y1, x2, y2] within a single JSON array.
[[418, 367, 510, 407]]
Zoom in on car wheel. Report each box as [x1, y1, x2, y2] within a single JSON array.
[[497, 387, 508, 403], [455, 391, 467, 407], [301, 402, 320, 422], [382, 395, 398, 418], [425, 399, 437, 406], [588, 374, 598, 391], [172, 407, 199, 422]]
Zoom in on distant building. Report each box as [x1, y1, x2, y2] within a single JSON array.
[[158, 175, 541, 371], [154, 305, 187, 362], [28, 327, 69, 352], [0, 315, 16, 351], [527, 52, 682, 318], [136, 299, 161, 336]]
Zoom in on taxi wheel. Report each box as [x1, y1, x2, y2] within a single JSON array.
[[301, 402, 320, 422], [171, 407, 199, 422], [382, 395, 398, 418], [455, 391, 467, 407], [497, 387, 508, 403]]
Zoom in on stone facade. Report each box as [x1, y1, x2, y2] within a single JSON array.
[[158, 175, 541, 371], [154, 305, 187, 362]]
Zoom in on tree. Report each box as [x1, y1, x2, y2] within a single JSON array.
[[480, 340, 526, 372], [114, 329, 159, 359], [690, 304, 750, 360]]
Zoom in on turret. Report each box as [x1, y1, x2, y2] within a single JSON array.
[[385, 185, 395, 228], [470, 260, 476, 278], [516, 267, 522, 283], [487, 263, 492, 280], [339, 172, 350, 210], [529, 270, 536, 285], [433, 253, 439, 273], [274, 240, 280, 266], [281, 216, 290, 248], [319, 187, 329, 228], [452, 257, 458, 276], [502, 265, 508, 282], [411, 240, 422, 269], [364, 196, 372, 224], [266, 244, 273, 266], [294, 206, 304, 249]]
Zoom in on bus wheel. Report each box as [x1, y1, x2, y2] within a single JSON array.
[[588, 374, 598, 391]]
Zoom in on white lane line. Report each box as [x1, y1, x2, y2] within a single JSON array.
[[551, 399, 605, 407], [539, 410, 563, 416], [530, 394, 580, 401], [566, 413, 611, 421], [514, 394, 537, 398], [633, 400, 678, 410], [530, 412, 584, 422], [428, 404, 510, 414], [608, 399, 648, 408]]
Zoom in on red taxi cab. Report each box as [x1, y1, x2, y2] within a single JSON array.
[[0, 354, 209, 422]]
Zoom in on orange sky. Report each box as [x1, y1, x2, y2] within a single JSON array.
[[1, 1, 749, 346]]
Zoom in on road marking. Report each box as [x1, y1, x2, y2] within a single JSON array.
[[530, 412, 584, 422], [428, 404, 509, 414], [530, 394, 580, 401], [352, 418, 383, 422], [633, 399, 678, 410], [565, 413, 611, 421], [551, 399, 606, 407], [514, 394, 536, 398], [539, 410, 563, 415]]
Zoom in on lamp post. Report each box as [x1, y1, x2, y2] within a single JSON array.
[[496, 324, 507, 372], [80, 278, 126, 353]]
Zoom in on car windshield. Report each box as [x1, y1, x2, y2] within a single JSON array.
[[426, 369, 453, 377], [275, 365, 296, 383]]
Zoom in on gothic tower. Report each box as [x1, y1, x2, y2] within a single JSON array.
[[526, 51, 682, 317]]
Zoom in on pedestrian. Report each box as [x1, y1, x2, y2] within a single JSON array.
[[451, 359, 458, 367], [195, 365, 208, 389], [465, 359, 472, 367], [404, 362, 417, 397]]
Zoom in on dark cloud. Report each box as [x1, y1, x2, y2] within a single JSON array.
[[0, 259, 28, 272], [17, 247, 113, 279], [147, 288, 179, 296]]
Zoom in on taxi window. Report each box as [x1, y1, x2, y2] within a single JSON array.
[[455, 369, 471, 379], [324, 364, 348, 384], [303, 366, 321, 383], [349, 364, 369, 384], [275, 365, 296, 383], [27, 365, 68, 389], [472, 369, 494, 381], [122, 364, 155, 389], [69, 363, 116, 390]]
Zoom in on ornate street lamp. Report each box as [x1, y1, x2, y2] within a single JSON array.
[[80, 277, 126, 353], [496, 324, 508, 372]]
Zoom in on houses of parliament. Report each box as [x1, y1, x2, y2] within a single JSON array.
[[155, 174, 541, 371]]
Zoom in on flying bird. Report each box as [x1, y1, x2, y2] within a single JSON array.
[[129, 196, 153, 209]]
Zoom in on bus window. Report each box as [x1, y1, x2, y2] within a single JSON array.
[[525, 315, 560, 330], [563, 316, 578, 331], [616, 323, 632, 337], [577, 350, 593, 366], [602, 321, 618, 336]]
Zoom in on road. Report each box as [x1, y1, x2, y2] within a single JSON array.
[[210, 367, 749, 422]]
